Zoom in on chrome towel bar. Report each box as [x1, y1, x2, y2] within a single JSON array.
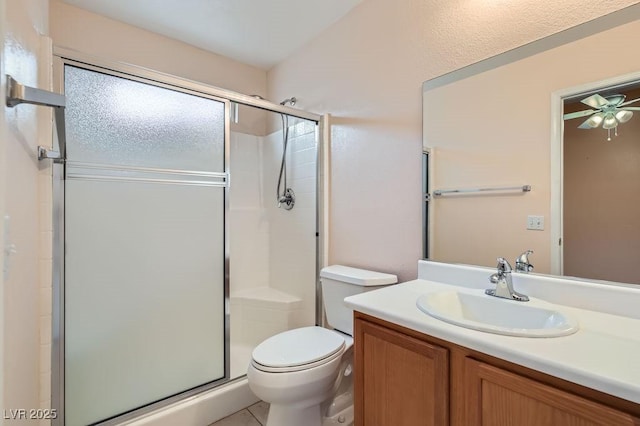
[[433, 185, 531, 197]]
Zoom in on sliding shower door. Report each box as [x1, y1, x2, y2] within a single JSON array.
[[62, 65, 228, 426]]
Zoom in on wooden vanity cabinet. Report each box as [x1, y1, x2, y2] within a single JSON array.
[[354, 312, 640, 426], [354, 316, 449, 426], [465, 358, 638, 425]]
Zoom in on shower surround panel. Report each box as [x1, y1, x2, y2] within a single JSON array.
[[229, 121, 317, 378]]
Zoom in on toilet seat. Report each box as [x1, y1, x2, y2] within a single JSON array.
[[251, 326, 346, 373]]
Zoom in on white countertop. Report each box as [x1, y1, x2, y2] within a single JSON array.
[[344, 261, 640, 404]]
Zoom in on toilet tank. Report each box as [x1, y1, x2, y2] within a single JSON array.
[[320, 265, 397, 336]]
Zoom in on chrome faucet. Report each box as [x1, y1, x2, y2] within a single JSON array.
[[515, 250, 534, 273], [485, 258, 529, 302]]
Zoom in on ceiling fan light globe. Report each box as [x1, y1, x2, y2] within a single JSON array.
[[615, 110, 633, 123], [602, 114, 618, 129], [585, 114, 603, 128]]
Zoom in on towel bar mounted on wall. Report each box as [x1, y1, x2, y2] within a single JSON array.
[[433, 185, 531, 197], [5, 74, 67, 163]]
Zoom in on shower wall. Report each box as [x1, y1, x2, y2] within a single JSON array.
[[229, 118, 317, 377], [2, 0, 52, 418], [264, 119, 317, 326], [229, 133, 269, 292]]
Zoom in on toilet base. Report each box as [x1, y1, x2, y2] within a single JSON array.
[[265, 402, 353, 426], [266, 403, 322, 426], [322, 403, 353, 426]]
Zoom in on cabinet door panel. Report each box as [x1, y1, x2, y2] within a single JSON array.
[[354, 319, 448, 426], [465, 358, 639, 426]]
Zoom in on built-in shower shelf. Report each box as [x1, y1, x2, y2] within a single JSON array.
[[231, 287, 304, 348], [231, 287, 302, 309]]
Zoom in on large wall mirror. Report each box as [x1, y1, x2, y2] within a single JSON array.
[[422, 5, 640, 285]]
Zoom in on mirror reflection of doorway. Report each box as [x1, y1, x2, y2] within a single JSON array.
[[423, 149, 430, 259], [562, 83, 640, 284]]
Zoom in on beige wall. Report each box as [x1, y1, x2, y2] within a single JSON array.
[[424, 18, 640, 274], [267, 0, 640, 281], [49, 0, 269, 136], [563, 87, 640, 283], [49, 0, 266, 98], [0, 1, 5, 418], [2, 0, 51, 422]]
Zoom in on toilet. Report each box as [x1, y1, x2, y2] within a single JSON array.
[[247, 265, 398, 426]]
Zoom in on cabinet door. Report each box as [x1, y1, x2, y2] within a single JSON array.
[[354, 319, 448, 426], [465, 358, 639, 425]]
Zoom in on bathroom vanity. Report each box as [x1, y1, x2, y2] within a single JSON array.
[[345, 261, 640, 425]]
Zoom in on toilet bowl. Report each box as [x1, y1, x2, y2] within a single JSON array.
[[247, 327, 353, 426], [246, 265, 397, 426]]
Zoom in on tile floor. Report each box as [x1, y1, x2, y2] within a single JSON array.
[[209, 401, 269, 426]]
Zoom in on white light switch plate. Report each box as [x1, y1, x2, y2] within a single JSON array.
[[527, 215, 544, 231]]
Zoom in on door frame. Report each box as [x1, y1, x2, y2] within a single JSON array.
[[550, 69, 640, 275]]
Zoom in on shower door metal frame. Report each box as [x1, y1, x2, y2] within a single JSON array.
[[51, 48, 325, 425], [52, 57, 234, 426], [53, 48, 321, 122]]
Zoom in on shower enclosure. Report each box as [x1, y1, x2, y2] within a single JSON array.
[[51, 55, 323, 425], [228, 104, 319, 380]]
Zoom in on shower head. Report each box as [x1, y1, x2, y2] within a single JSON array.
[[280, 97, 297, 106]]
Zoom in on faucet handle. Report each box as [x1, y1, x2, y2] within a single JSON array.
[[515, 250, 534, 273], [496, 257, 512, 273]]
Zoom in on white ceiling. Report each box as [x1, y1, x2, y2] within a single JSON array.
[[62, 0, 362, 70]]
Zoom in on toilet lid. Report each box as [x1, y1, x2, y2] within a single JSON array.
[[252, 326, 345, 369]]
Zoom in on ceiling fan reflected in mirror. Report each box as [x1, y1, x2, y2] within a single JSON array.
[[563, 93, 640, 141]]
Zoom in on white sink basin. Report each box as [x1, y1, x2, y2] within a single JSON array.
[[416, 290, 579, 337]]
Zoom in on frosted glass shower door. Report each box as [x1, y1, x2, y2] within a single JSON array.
[[63, 65, 227, 426]]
